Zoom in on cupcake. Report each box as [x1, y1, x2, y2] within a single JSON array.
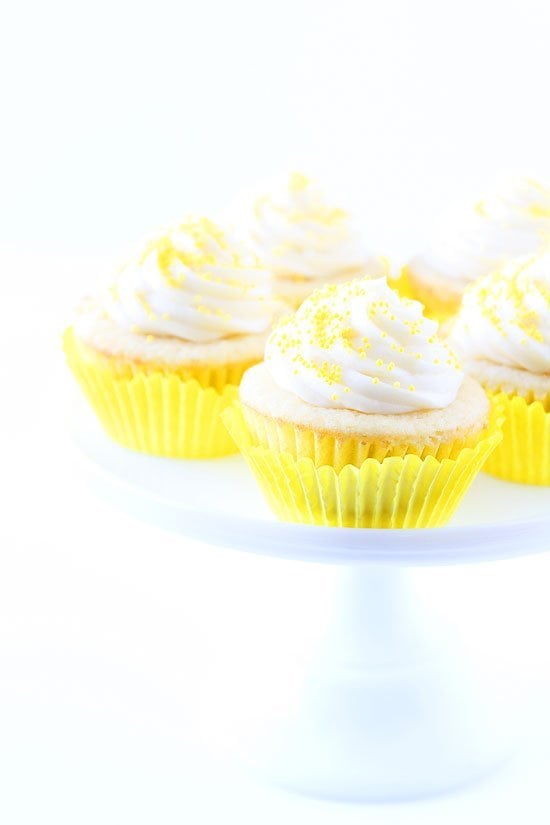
[[224, 277, 502, 527], [403, 176, 550, 321], [64, 216, 283, 458], [248, 172, 385, 307], [451, 255, 550, 484]]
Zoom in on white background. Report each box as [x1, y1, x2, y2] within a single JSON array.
[[2, 0, 550, 822]]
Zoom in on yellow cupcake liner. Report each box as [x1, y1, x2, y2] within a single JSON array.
[[482, 391, 550, 485], [223, 404, 503, 528], [396, 266, 460, 323], [63, 327, 247, 458]]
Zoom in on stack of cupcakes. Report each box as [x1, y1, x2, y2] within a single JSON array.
[[65, 170, 549, 534]]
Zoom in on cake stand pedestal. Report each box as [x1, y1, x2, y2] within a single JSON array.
[[70, 404, 550, 801]]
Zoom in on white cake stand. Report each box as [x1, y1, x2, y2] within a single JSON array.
[[71, 405, 550, 802]]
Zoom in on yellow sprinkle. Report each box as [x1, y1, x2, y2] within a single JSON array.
[[289, 171, 311, 193]]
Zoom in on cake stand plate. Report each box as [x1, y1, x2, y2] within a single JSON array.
[[70, 403, 550, 801]]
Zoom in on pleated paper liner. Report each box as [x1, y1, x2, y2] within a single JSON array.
[[482, 391, 550, 485], [395, 267, 460, 323], [63, 327, 252, 458], [239, 404, 486, 472], [222, 404, 503, 528]]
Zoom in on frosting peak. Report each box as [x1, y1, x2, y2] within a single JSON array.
[[452, 255, 550, 374], [103, 217, 280, 343], [265, 278, 463, 414], [250, 173, 376, 281]]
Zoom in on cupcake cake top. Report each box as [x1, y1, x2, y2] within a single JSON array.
[[250, 172, 376, 281], [102, 217, 280, 343], [265, 277, 463, 414], [410, 176, 550, 291], [452, 254, 550, 374]]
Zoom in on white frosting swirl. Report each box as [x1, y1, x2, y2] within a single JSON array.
[[411, 177, 550, 290], [103, 217, 279, 343], [250, 172, 376, 281], [266, 278, 463, 414], [452, 255, 550, 374]]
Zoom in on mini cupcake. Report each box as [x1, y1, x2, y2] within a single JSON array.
[[224, 278, 502, 527], [403, 176, 550, 321], [451, 255, 550, 484], [64, 217, 283, 458], [248, 172, 385, 308]]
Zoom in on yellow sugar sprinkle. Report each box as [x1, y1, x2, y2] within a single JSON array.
[[135, 292, 157, 320], [376, 358, 383, 367], [393, 381, 401, 388], [289, 171, 311, 193], [372, 377, 379, 384], [409, 384, 416, 391], [474, 199, 487, 216], [528, 204, 550, 218], [472, 260, 547, 344]]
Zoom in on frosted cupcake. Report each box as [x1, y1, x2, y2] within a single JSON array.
[[224, 278, 502, 527], [404, 176, 550, 321], [64, 217, 282, 458], [451, 255, 550, 484], [248, 172, 385, 307]]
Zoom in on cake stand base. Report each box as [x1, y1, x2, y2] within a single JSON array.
[[68, 403, 548, 802], [197, 563, 517, 801]]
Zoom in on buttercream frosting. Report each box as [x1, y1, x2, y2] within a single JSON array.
[[250, 172, 378, 282], [100, 217, 279, 343], [452, 254, 550, 374], [265, 277, 463, 414], [410, 177, 550, 291]]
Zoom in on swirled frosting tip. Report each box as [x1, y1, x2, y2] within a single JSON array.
[[452, 253, 550, 373], [250, 173, 375, 281], [266, 277, 463, 414], [101, 215, 280, 343]]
